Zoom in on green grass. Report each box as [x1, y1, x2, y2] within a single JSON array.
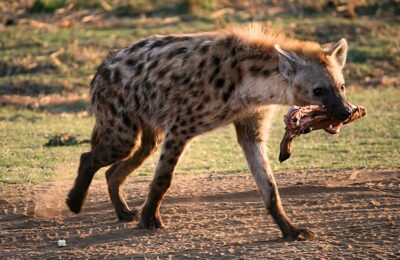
[[1, 87, 398, 184]]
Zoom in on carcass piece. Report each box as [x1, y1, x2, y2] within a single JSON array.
[[279, 105, 367, 163]]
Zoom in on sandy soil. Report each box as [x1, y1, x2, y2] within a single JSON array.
[[0, 168, 399, 259]]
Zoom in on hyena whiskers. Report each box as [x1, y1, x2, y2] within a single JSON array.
[[67, 23, 351, 240]]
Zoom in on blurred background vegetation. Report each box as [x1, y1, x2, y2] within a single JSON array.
[[0, 0, 399, 183]]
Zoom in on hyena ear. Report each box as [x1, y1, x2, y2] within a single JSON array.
[[326, 38, 348, 69], [274, 45, 304, 80]]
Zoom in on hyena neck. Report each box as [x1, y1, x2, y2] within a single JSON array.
[[231, 39, 296, 108]]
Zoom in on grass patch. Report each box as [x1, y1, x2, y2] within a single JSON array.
[[1, 87, 398, 184]]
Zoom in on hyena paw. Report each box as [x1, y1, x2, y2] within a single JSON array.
[[117, 208, 139, 222], [139, 212, 164, 230], [283, 228, 315, 241], [66, 190, 86, 213]]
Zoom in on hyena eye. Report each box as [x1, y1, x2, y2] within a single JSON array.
[[341, 84, 346, 92], [313, 87, 325, 97]]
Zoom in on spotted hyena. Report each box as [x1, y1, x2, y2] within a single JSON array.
[[66, 24, 352, 240]]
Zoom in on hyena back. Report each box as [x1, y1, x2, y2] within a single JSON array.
[[67, 24, 351, 240]]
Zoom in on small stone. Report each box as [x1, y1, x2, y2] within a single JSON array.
[[57, 239, 67, 247]]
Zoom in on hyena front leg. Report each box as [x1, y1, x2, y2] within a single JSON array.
[[140, 134, 190, 229], [234, 110, 315, 241]]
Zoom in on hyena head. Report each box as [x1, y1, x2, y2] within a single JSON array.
[[275, 39, 353, 120]]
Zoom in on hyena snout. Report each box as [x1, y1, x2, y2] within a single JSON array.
[[333, 104, 353, 120], [324, 96, 353, 121]]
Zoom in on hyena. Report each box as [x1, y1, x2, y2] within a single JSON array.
[[66, 24, 353, 240]]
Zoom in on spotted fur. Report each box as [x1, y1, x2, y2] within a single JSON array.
[[67, 23, 350, 240]]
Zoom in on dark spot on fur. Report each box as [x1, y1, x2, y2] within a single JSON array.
[[199, 44, 210, 54], [136, 63, 144, 75], [125, 58, 137, 67], [150, 91, 157, 100], [198, 59, 206, 69], [165, 140, 173, 149], [196, 70, 202, 78], [160, 154, 165, 160], [168, 47, 187, 59], [242, 54, 271, 61], [223, 83, 236, 102], [208, 66, 220, 83], [158, 68, 168, 78], [180, 120, 187, 126], [132, 123, 138, 132], [270, 94, 275, 99], [191, 90, 199, 97], [128, 40, 148, 53], [224, 36, 234, 47], [196, 103, 204, 111], [133, 93, 140, 105], [249, 65, 263, 76], [144, 81, 151, 89], [171, 125, 178, 133], [105, 128, 112, 135], [203, 95, 210, 103], [215, 78, 225, 88], [98, 64, 111, 81], [118, 96, 125, 106], [236, 66, 243, 83], [171, 73, 181, 82], [148, 60, 159, 71], [189, 126, 196, 133], [112, 68, 121, 83], [182, 77, 190, 85], [164, 85, 171, 96], [164, 36, 191, 44], [230, 59, 237, 69], [109, 102, 117, 115], [180, 129, 188, 135], [103, 135, 110, 142], [167, 158, 177, 165], [145, 52, 152, 61], [122, 113, 131, 126], [149, 40, 167, 49], [262, 69, 272, 77], [212, 56, 220, 66], [230, 47, 236, 56]]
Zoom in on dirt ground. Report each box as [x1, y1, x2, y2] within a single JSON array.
[[0, 168, 399, 259]]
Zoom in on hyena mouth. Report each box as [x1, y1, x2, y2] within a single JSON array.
[[285, 105, 342, 134], [279, 104, 367, 162]]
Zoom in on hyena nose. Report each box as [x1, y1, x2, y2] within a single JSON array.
[[337, 109, 352, 120]]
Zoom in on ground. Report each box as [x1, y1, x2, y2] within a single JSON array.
[[1, 168, 399, 259]]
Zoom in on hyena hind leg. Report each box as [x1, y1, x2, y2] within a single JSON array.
[[140, 134, 190, 229], [66, 120, 142, 214], [105, 125, 163, 222]]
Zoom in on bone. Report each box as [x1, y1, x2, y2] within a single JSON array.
[[279, 105, 367, 163]]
